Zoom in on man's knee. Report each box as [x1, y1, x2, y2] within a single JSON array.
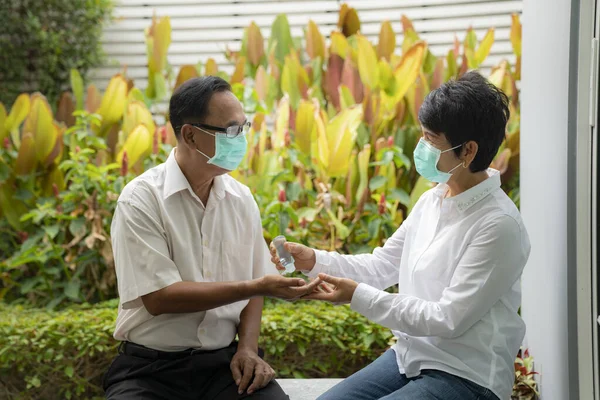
[[246, 380, 289, 400]]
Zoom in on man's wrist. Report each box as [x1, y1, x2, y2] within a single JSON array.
[[237, 342, 259, 354], [243, 278, 264, 298]]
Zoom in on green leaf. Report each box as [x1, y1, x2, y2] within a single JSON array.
[[70, 69, 84, 110], [269, 15, 294, 64], [69, 218, 87, 237], [369, 176, 387, 191], [286, 182, 302, 202], [64, 279, 81, 300], [389, 188, 411, 207], [43, 224, 60, 239], [296, 207, 319, 222], [367, 219, 381, 238], [65, 366, 74, 378]]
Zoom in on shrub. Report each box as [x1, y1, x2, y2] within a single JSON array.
[[0, 0, 113, 106], [0, 7, 522, 308], [0, 300, 393, 399]]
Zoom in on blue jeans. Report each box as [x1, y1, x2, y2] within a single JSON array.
[[318, 349, 499, 400]]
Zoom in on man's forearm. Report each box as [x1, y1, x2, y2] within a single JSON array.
[[142, 280, 261, 316], [237, 297, 264, 353]]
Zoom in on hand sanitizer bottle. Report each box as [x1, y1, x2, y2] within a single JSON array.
[[272, 235, 296, 274]]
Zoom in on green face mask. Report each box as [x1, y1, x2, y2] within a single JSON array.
[[195, 128, 248, 171], [413, 138, 463, 183]]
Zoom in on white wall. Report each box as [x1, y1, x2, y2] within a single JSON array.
[[520, 0, 574, 398], [95, 0, 523, 91]]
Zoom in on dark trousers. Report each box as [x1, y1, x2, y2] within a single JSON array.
[[103, 342, 289, 400]]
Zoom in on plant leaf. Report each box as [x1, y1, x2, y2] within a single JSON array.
[[70, 69, 84, 110]]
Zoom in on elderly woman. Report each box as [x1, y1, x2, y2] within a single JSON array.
[[271, 71, 530, 400]]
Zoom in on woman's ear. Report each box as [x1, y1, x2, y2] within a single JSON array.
[[462, 141, 479, 168]]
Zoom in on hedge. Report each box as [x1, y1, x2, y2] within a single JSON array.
[[0, 299, 394, 400], [0, 0, 113, 106]]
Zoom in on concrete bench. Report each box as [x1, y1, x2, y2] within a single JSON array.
[[277, 379, 344, 400]]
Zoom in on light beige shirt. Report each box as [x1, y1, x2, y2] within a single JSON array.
[[308, 169, 530, 400], [111, 149, 276, 351]]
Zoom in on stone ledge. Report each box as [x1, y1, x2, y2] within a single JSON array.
[[277, 379, 343, 400]]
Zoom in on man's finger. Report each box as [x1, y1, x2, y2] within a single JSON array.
[[247, 369, 268, 394], [230, 359, 242, 386], [303, 291, 336, 302], [289, 277, 321, 294], [238, 361, 254, 394], [318, 273, 342, 286]]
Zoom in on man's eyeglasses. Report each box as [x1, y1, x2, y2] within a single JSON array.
[[186, 121, 251, 138]]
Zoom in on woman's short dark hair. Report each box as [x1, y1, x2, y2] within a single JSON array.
[[168, 76, 232, 139], [418, 71, 510, 172]]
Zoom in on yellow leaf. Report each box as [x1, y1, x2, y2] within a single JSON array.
[[338, 3, 361, 37], [488, 61, 508, 88], [330, 32, 350, 58], [326, 105, 363, 177], [231, 56, 246, 84], [86, 84, 102, 113], [246, 22, 265, 66], [274, 97, 290, 151], [146, 15, 171, 73], [306, 20, 326, 60], [5, 94, 30, 141], [0, 103, 6, 142], [474, 28, 495, 67], [386, 163, 396, 191], [393, 42, 426, 103], [205, 58, 218, 76], [117, 125, 152, 169], [338, 85, 356, 110], [175, 65, 199, 90], [295, 100, 316, 156], [0, 181, 26, 230], [377, 20, 396, 60], [22, 94, 56, 164], [510, 14, 522, 57], [255, 65, 268, 102], [15, 133, 37, 175], [123, 101, 156, 137], [97, 74, 128, 127], [400, 15, 415, 33], [355, 144, 371, 204], [43, 164, 66, 196], [356, 35, 379, 90], [315, 110, 329, 175], [43, 122, 65, 166], [378, 60, 395, 93]]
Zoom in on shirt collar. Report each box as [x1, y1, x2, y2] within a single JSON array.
[[163, 149, 241, 200], [433, 168, 501, 212]]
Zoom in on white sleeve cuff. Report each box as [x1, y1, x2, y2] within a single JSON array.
[[350, 283, 381, 316], [303, 249, 331, 278]]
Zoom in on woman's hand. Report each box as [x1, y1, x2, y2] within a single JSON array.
[[302, 273, 359, 305], [269, 241, 316, 272]]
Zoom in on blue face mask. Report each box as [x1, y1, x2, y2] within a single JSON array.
[[413, 138, 464, 183], [195, 128, 248, 171]]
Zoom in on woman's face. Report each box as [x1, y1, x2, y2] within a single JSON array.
[[421, 128, 464, 173]]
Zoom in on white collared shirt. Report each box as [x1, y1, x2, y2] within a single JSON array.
[[307, 169, 530, 400], [111, 149, 277, 351]]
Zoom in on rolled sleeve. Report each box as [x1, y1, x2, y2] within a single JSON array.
[[111, 201, 182, 309], [251, 201, 278, 278]]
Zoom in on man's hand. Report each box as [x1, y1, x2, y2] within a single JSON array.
[[230, 348, 276, 395], [269, 241, 316, 273], [303, 273, 359, 305], [255, 275, 321, 300]]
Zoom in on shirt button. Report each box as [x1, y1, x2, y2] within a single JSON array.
[[199, 328, 206, 335], [203, 240, 208, 246], [205, 271, 212, 278]]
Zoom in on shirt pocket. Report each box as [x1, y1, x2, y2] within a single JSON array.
[[219, 241, 254, 282]]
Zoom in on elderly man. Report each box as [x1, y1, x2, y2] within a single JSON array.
[[103, 76, 320, 400]]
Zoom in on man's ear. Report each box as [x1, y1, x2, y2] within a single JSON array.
[[180, 124, 196, 147]]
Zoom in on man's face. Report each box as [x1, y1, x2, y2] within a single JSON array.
[[191, 91, 246, 173]]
